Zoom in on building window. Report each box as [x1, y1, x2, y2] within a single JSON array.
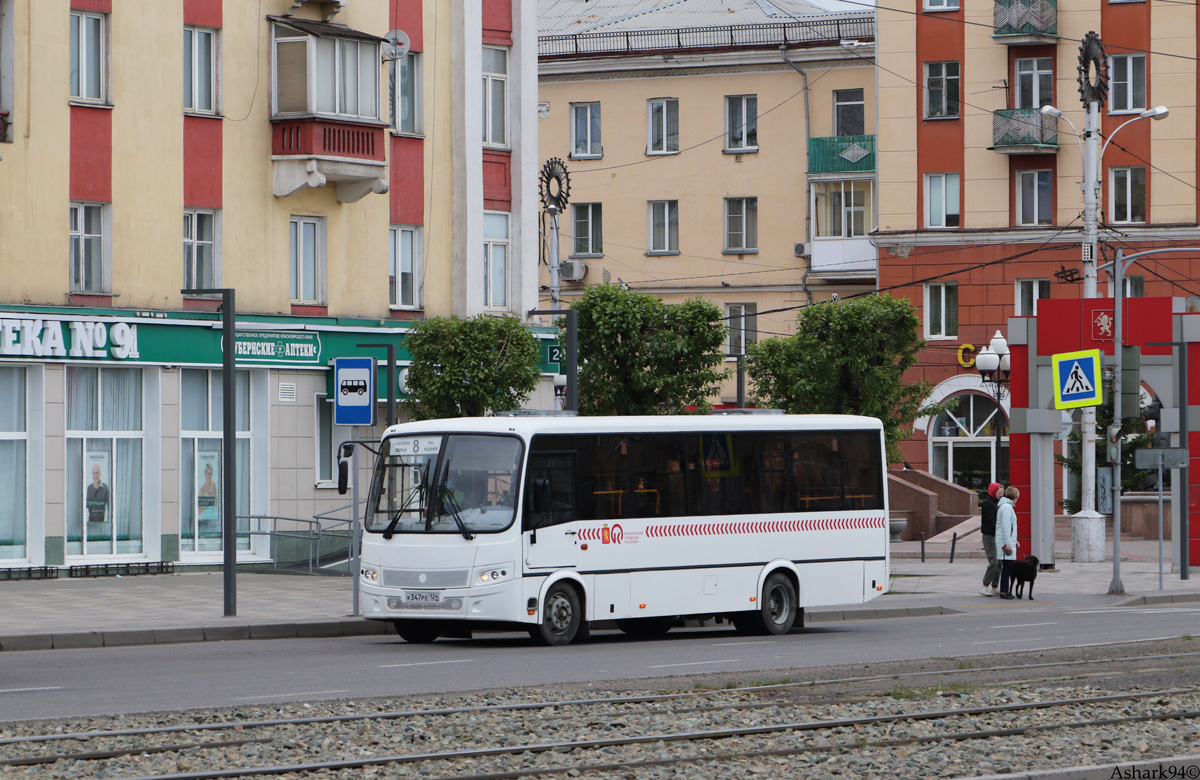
[[925, 173, 960, 228], [1015, 57, 1053, 110], [925, 61, 960, 118], [390, 224, 421, 308], [724, 197, 758, 252], [183, 210, 218, 291], [834, 89, 865, 136], [725, 95, 757, 151], [184, 26, 218, 113], [70, 10, 106, 102], [648, 200, 679, 254], [482, 46, 508, 147], [1109, 54, 1146, 112], [1111, 166, 1147, 224], [483, 212, 509, 309], [814, 180, 874, 237], [925, 0, 959, 9], [66, 367, 143, 557], [726, 303, 758, 356], [1017, 169, 1052, 226], [70, 202, 107, 293], [289, 215, 325, 304], [1016, 279, 1050, 316], [572, 203, 603, 256], [316, 394, 354, 484], [647, 98, 679, 154], [272, 22, 380, 120], [391, 52, 421, 134], [0, 367, 26, 560], [180, 369, 251, 554], [571, 102, 601, 158], [1124, 275, 1145, 298], [926, 282, 958, 338]]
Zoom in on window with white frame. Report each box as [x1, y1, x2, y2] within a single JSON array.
[[925, 61, 960, 118], [725, 95, 757, 151], [647, 98, 679, 154], [834, 89, 865, 136], [391, 52, 421, 134], [70, 202, 106, 293], [272, 22, 380, 120], [925, 0, 959, 9], [572, 203, 602, 256], [648, 200, 679, 254], [316, 394, 354, 484], [289, 215, 325, 305], [1109, 54, 1146, 112], [726, 303, 758, 356], [179, 369, 251, 553], [571, 102, 601, 157], [724, 197, 758, 252], [925, 172, 960, 228], [1016, 278, 1050, 316], [482, 46, 508, 147], [926, 282, 958, 338], [1017, 169, 1052, 226], [389, 224, 421, 308], [184, 26, 217, 113], [1015, 57, 1053, 110], [814, 180, 874, 237], [66, 367, 143, 557], [483, 212, 509, 309], [184, 209, 218, 291], [1111, 166, 1146, 224], [1124, 275, 1145, 298], [0, 366, 26, 560], [70, 10, 106, 102]]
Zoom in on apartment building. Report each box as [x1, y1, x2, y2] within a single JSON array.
[[537, 0, 876, 404], [875, 0, 1200, 491], [0, 0, 552, 573]]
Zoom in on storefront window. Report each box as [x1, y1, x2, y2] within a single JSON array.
[[180, 369, 251, 553], [66, 367, 143, 556], [0, 367, 27, 559], [929, 392, 1007, 490]]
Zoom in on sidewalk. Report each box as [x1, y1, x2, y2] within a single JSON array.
[[2, 539, 1198, 652]]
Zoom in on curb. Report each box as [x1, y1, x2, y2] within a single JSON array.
[[952, 753, 1200, 779], [808, 605, 963, 622], [1117, 591, 1200, 607]]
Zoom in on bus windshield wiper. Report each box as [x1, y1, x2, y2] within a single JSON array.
[[439, 461, 475, 541], [382, 466, 424, 540]]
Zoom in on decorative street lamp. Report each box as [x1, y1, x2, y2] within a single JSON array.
[[976, 330, 1011, 484]]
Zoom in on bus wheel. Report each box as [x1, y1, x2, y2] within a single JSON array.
[[393, 620, 441, 644], [616, 618, 672, 638], [759, 573, 798, 635], [530, 583, 581, 646]]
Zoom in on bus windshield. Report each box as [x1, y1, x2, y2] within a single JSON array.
[[366, 434, 523, 536]]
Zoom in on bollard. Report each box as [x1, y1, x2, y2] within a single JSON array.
[[920, 532, 926, 563], [949, 532, 958, 564]]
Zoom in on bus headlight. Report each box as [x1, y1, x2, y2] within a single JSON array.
[[474, 564, 514, 585], [360, 566, 379, 582]]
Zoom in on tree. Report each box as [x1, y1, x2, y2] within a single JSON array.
[[745, 294, 932, 461], [568, 284, 728, 415], [403, 314, 541, 419]]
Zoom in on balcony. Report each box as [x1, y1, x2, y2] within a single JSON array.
[[808, 135, 875, 174], [990, 109, 1058, 154], [993, 0, 1056, 44], [271, 116, 388, 202], [810, 238, 877, 277]]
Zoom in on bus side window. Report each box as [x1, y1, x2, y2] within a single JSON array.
[[524, 452, 577, 530], [791, 432, 844, 511], [840, 431, 885, 510]]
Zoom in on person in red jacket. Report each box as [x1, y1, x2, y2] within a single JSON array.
[[979, 482, 1002, 596]]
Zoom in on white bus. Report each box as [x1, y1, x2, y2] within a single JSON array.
[[349, 414, 889, 645]]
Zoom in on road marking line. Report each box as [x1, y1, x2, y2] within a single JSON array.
[[378, 659, 473, 669], [234, 690, 349, 701], [971, 638, 1046, 645], [712, 641, 773, 646], [993, 622, 1056, 629], [649, 659, 737, 669], [0, 687, 62, 694]]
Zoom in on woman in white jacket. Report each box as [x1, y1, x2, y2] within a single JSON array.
[[995, 486, 1019, 600]]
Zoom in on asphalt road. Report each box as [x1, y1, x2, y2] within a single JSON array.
[[4, 603, 1200, 723]]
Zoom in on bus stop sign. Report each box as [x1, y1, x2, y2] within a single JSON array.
[[1052, 349, 1103, 410], [334, 357, 375, 426]]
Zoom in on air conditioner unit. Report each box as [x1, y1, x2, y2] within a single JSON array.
[[560, 260, 587, 282], [793, 242, 811, 258]]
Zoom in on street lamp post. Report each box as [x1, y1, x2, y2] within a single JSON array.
[[976, 330, 1011, 485]]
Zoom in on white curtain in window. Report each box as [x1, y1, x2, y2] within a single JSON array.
[[0, 367, 24, 432], [316, 38, 336, 113], [0, 441, 26, 559], [66, 439, 83, 553], [237, 438, 251, 550], [182, 369, 208, 430], [68, 366, 99, 431], [115, 439, 142, 553], [101, 368, 141, 431]]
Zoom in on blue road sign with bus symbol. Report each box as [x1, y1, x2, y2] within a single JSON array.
[[1052, 349, 1103, 410], [334, 357, 375, 426]]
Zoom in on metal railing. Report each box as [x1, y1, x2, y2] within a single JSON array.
[[238, 504, 362, 575], [992, 108, 1058, 149], [993, 0, 1057, 38], [808, 135, 876, 174]]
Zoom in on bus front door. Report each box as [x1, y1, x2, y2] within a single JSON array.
[[524, 453, 579, 572]]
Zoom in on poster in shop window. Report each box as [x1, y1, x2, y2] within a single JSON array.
[[196, 450, 221, 532], [85, 451, 111, 525]]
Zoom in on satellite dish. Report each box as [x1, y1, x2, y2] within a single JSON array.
[[382, 30, 411, 62]]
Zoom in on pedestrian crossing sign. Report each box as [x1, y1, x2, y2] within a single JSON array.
[[1052, 349, 1103, 410]]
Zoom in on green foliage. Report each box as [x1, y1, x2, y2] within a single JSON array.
[[745, 294, 934, 461], [403, 315, 541, 419], [568, 284, 729, 415], [1056, 378, 1151, 513]]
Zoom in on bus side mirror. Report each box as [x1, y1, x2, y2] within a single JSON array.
[[531, 478, 550, 516], [336, 443, 354, 495]]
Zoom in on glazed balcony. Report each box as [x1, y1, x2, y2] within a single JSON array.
[[990, 108, 1058, 154], [993, 0, 1057, 44], [271, 116, 388, 202], [807, 135, 875, 174]]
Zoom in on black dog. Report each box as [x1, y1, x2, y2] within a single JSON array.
[[1011, 555, 1040, 600]]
